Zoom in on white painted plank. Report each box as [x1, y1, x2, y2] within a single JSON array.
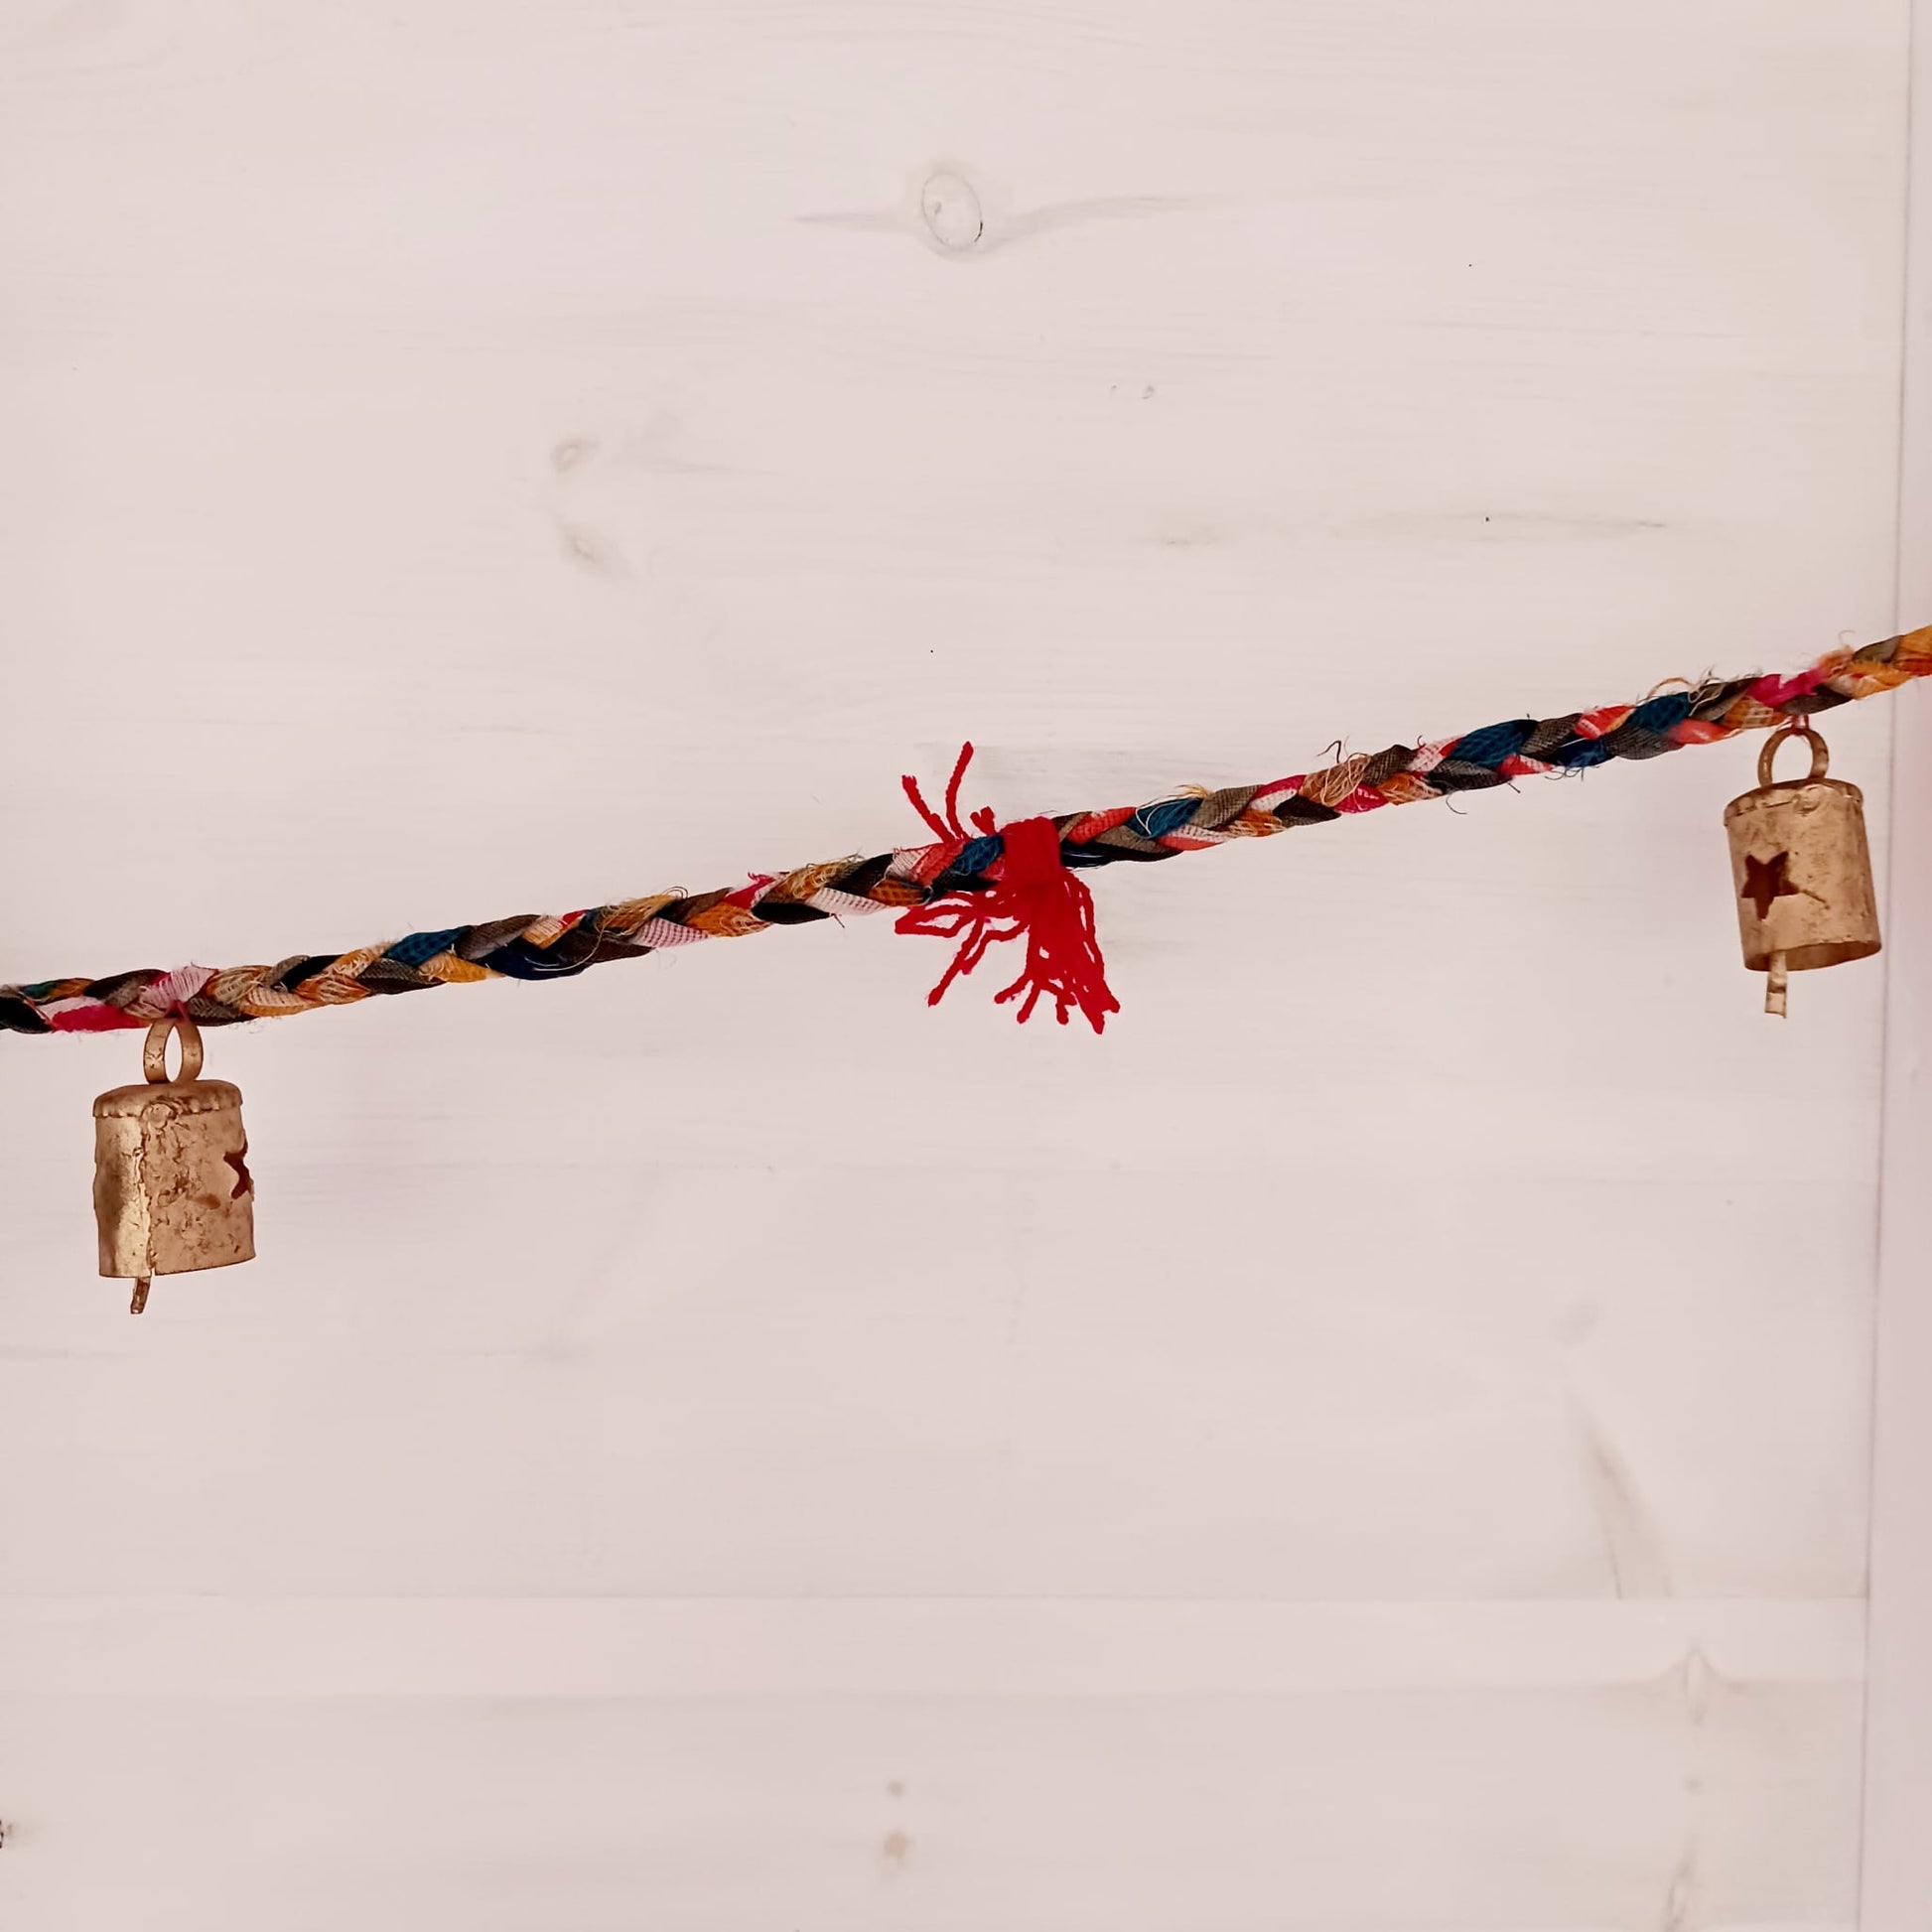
[[0, 1664, 1864, 1932], [0, 1, 1909, 1925], [1859, 0, 1932, 1920], [0, 1597, 1867, 1698]]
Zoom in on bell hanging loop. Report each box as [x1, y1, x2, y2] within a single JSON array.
[[1723, 722, 1880, 1017], [92, 1016, 254, 1313]]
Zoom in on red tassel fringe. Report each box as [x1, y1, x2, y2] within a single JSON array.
[[896, 744, 1121, 1033]]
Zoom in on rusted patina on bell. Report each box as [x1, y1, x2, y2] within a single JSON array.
[[1724, 723, 1880, 1017], [93, 1017, 253, 1312]]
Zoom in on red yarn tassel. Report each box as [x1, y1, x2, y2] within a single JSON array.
[[896, 744, 1121, 1033]]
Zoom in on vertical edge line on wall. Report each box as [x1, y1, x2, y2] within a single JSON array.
[[1860, 0, 1930, 1921]]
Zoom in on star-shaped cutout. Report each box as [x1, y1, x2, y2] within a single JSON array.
[[1741, 850, 1798, 922], [224, 1145, 252, 1200]]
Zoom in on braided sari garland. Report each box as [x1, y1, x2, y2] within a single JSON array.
[[5, 625, 1926, 1039]]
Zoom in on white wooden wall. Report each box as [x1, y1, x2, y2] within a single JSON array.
[[0, 3, 1920, 1925]]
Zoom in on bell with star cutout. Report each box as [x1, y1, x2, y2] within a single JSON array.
[[92, 1016, 254, 1313], [1723, 722, 1880, 1017]]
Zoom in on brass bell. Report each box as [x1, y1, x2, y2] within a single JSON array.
[[93, 1017, 253, 1313], [1724, 722, 1880, 1017]]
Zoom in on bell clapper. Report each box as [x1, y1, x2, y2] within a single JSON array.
[[1765, 949, 1789, 1020], [130, 1278, 151, 1315]]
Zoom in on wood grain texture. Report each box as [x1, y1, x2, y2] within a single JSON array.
[[0, 1, 1913, 1925]]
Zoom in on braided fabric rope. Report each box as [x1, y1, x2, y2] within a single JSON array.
[[5, 625, 1926, 1038]]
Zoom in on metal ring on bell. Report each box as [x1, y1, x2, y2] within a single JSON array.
[[142, 1014, 205, 1085], [1756, 722, 1831, 789]]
